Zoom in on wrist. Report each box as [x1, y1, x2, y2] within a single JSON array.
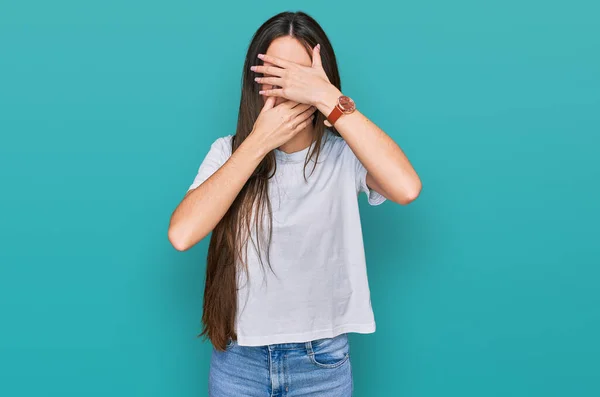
[[239, 132, 269, 162], [315, 84, 343, 116]]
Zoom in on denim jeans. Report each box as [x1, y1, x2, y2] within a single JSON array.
[[208, 332, 353, 396]]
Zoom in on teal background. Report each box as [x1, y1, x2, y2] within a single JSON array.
[[1, 0, 598, 396]]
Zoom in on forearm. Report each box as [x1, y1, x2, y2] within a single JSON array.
[[315, 86, 421, 204], [168, 138, 266, 251]]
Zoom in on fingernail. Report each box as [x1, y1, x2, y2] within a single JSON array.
[[254, 77, 260, 82], [257, 54, 265, 59], [250, 66, 256, 71], [259, 90, 265, 95], [316, 44, 320, 51]]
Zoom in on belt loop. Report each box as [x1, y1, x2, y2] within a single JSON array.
[[305, 340, 313, 355]]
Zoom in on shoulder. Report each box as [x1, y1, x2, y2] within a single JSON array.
[[323, 131, 348, 155], [323, 131, 355, 163], [211, 134, 234, 149], [208, 134, 234, 156]]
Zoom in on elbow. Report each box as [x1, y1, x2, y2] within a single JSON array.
[[395, 180, 422, 205], [168, 224, 192, 252], [168, 221, 209, 251]]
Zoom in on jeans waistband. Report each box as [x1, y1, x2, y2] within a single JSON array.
[[267, 341, 312, 351], [228, 332, 348, 351]]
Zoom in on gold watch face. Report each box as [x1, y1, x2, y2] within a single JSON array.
[[338, 95, 356, 113]]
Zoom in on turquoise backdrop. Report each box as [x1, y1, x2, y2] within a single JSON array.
[[1, 1, 598, 396]]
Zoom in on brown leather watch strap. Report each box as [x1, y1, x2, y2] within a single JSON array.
[[327, 104, 343, 126]]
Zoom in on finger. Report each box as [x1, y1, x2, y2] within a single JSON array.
[[250, 65, 286, 77], [290, 103, 313, 117], [251, 65, 285, 77], [277, 100, 298, 109], [260, 96, 276, 113], [254, 76, 283, 86], [257, 53, 292, 69], [311, 43, 322, 68], [295, 105, 317, 123], [288, 107, 316, 131], [259, 88, 285, 98], [291, 114, 315, 133]]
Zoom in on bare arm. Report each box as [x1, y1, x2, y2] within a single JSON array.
[[316, 86, 422, 205], [253, 49, 422, 205], [168, 138, 266, 251], [168, 98, 315, 251]]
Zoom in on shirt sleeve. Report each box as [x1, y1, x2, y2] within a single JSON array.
[[344, 141, 387, 206], [187, 135, 233, 192]]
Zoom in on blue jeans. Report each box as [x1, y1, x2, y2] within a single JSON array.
[[209, 332, 353, 396]]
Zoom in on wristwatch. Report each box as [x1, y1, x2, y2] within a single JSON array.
[[326, 95, 356, 126]]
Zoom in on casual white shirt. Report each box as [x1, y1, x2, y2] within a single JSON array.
[[188, 129, 386, 346]]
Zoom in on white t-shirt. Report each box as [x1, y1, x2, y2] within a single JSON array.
[[187, 129, 386, 346]]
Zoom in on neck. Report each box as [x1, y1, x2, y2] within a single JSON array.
[[277, 125, 315, 154]]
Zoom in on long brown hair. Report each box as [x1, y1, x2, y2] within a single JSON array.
[[200, 11, 342, 351]]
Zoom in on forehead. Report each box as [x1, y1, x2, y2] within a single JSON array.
[[264, 36, 312, 68]]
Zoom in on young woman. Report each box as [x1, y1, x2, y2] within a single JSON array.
[[168, 11, 421, 397]]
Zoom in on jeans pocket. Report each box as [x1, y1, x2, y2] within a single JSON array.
[[308, 333, 350, 369]]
